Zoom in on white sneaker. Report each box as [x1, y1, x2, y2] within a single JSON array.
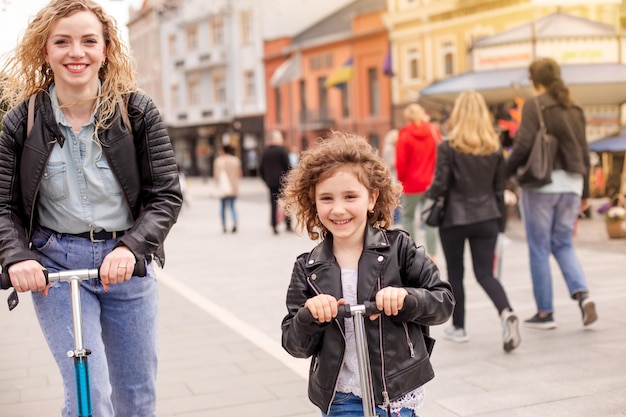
[[443, 326, 469, 343], [501, 311, 521, 352]]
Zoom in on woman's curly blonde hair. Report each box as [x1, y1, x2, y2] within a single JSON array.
[[0, 0, 137, 128], [280, 131, 403, 241]]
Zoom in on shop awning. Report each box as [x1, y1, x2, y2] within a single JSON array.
[[419, 63, 626, 105], [589, 129, 626, 152]]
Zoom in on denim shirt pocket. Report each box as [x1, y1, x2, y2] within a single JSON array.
[[40, 162, 68, 202]]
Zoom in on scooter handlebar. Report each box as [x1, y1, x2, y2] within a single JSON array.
[[1, 262, 147, 290], [337, 301, 381, 318]]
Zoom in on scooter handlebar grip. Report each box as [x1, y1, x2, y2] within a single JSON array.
[[0, 272, 11, 290], [132, 261, 147, 278], [1, 269, 49, 290]]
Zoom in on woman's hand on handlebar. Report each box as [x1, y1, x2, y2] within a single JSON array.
[[99, 246, 136, 291], [8, 260, 49, 295]]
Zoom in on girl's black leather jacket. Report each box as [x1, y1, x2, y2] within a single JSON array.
[[281, 225, 454, 413], [0, 91, 182, 270]]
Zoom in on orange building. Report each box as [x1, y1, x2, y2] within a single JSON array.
[[264, 0, 391, 153]]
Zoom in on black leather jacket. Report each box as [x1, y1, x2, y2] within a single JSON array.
[[0, 91, 182, 269], [427, 141, 507, 232], [281, 225, 454, 413]]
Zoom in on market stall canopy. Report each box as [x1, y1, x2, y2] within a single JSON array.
[[419, 63, 626, 105], [589, 129, 626, 152]]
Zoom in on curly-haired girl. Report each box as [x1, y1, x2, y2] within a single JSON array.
[[280, 131, 454, 416]]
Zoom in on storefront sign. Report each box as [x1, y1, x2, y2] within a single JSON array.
[[473, 39, 619, 71]]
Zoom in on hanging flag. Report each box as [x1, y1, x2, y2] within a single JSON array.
[[325, 57, 354, 89], [270, 53, 302, 87], [383, 48, 394, 77]]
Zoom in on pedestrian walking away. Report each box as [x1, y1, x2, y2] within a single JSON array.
[[280, 131, 454, 416], [427, 91, 521, 352], [0, 0, 183, 415], [504, 57, 598, 330], [396, 103, 440, 263], [260, 129, 292, 234], [213, 144, 242, 233]]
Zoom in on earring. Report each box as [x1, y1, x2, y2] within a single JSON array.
[[45, 64, 53, 76], [101, 58, 106, 69]]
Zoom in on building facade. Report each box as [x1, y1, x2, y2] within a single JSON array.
[[129, 0, 266, 177], [384, 0, 625, 134], [265, 0, 391, 154]]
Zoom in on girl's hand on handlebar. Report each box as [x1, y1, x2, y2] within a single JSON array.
[[305, 294, 345, 323], [8, 260, 49, 295], [99, 246, 136, 291], [372, 287, 408, 320]]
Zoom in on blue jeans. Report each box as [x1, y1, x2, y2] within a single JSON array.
[[30, 227, 158, 417], [520, 191, 589, 313], [321, 392, 418, 417], [220, 196, 238, 228]]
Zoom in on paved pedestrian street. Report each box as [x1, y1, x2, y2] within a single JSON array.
[[1, 177, 625, 417]]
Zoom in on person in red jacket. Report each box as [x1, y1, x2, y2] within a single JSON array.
[[396, 103, 439, 262]]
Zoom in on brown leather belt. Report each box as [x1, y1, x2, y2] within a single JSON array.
[[70, 230, 125, 242]]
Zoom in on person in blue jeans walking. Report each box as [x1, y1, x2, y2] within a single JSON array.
[[505, 57, 598, 330], [0, 0, 182, 415], [214, 144, 242, 233]]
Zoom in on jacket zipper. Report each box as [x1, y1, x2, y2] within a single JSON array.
[[402, 323, 416, 357], [28, 139, 58, 238], [306, 274, 347, 415], [376, 276, 391, 410]]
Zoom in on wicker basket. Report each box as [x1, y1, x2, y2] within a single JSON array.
[[605, 219, 626, 239], [605, 194, 626, 239]]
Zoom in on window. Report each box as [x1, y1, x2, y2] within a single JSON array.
[[212, 17, 224, 45], [318, 77, 328, 117], [214, 76, 226, 103], [244, 70, 255, 101], [406, 47, 420, 81], [299, 80, 307, 112], [275, 87, 282, 124], [186, 25, 198, 51], [310, 53, 333, 71], [187, 78, 200, 106], [441, 41, 455, 76], [369, 133, 380, 151], [168, 34, 176, 57], [170, 84, 178, 110], [368, 68, 379, 116], [341, 85, 350, 118], [240, 10, 252, 45]]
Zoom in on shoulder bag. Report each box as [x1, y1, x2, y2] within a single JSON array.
[[421, 196, 445, 227], [515, 98, 558, 189], [420, 144, 453, 227]]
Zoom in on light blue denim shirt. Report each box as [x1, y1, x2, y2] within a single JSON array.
[[37, 85, 133, 234]]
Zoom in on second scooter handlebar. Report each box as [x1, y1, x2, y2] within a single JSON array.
[[336, 301, 382, 318]]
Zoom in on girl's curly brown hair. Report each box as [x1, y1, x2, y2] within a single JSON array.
[[280, 131, 402, 241], [0, 0, 137, 129]]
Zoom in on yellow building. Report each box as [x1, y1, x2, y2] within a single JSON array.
[[384, 0, 625, 137]]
